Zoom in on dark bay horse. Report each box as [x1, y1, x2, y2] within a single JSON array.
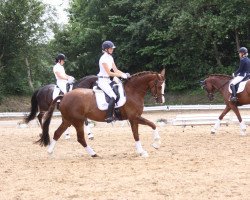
[[201, 74, 250, 135], [24, 75, 98, 139], [39, 69, 166, 157]]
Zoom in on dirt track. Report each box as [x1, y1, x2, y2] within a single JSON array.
[[0, 111, 249, 200]]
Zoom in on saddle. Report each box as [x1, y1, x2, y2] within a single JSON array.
[[93, 79, 126, 111], [228, 75, 250, 94]]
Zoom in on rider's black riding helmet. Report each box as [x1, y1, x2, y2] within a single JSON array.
[[238, 47, 248, 54], [102, 41, 116, 50], [55, 53, 66, 63]]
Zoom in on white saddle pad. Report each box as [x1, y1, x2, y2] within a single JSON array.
[[52, 84, 73, 100], [93, 83, 126, 111], [228, 80, 248, 94]]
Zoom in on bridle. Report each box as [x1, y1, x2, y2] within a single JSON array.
[[150, 74, 165, 101], [204, 78, 230, 98]]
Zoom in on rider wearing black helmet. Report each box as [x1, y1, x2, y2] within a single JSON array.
[[230, 47, 250, 102], [97, 40, 130, 123], [53, 53, 75, 94]]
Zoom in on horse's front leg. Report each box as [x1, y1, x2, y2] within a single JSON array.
[[136, 116, 161, 149], [129, 119, 148, 157], [229, 104, 246, 136], [211, 105, 231, 134]]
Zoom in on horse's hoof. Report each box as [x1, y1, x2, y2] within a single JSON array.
[[138, 150, 149, 158], [152, 139, 161, 149], [91, 154, 98, 157], [240, 131, 247, 136], [211, 131, 215, 134]]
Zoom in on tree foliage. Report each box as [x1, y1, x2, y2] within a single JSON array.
[[1, 0, 250, 101], [50, 0, 250, 91]]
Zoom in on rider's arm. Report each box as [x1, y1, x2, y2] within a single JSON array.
[[102, 62, 124, 77], [54, 71, 70, 80]]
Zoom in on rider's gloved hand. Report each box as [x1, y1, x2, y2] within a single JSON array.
[[121, 73, 128, 79], [232, 73, 235, 77], [125, 73, 131, 78], [68, 76, 75, 84]]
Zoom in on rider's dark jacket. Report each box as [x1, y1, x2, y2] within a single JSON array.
[[234, 56, 250, 76]]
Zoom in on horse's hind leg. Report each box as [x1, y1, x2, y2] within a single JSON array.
[[47, 119, 71, 154], [73, 120, 97, 157], [37, 111, 45, 128], [129, 119, 148, 157], [136, 116, 161, 149], [211, 105, 231, 134]]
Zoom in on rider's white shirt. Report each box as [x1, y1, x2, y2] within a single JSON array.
[[98, 52, 114, 77], [53, 63, 66, 81]]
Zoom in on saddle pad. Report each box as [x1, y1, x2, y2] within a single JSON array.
[[228, 80, 248, 94], [52, 85, 61, 100], [52, 84, 73, 100], [93, 85, 126, 111]]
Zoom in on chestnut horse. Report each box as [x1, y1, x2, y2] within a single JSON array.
[[24, 75, 97, 139], [38, 69, 166, 157], [201, 74, 250, 135]]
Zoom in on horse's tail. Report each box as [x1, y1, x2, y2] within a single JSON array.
[[24, 89, 39, 123], [36, 95, 64, 146]]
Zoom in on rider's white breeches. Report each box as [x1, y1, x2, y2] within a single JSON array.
[[231, 76, 244, 85], [56, 80, 68, 94], [97, 78, 117, 99]]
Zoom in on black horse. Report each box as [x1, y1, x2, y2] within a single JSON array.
[[24, 75, 98, 138]]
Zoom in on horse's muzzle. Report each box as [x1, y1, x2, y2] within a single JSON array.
[[155, 95, 165, 104]]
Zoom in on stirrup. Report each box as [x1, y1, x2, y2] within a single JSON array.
[[230, 96, 237, 102], [105, 117, 115, 123]]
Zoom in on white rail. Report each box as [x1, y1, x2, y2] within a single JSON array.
[[1, 104, 250, 118]]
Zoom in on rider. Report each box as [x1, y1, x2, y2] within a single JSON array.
[[230, 47, 250, 102], [97, 40, 129, 123], [53, 53, 75, 94]]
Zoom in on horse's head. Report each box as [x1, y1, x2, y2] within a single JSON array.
[[201, 74, 231, 101], [148, 69, 166, 104]]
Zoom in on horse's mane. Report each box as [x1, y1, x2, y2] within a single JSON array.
[[124, 71, 157, 84], [208, 74, 232, 80]]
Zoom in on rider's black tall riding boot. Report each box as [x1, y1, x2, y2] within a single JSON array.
[[230, 84, 237, 102], [105, 97, 116, 123]]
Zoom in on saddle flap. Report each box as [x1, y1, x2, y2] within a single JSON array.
[[93, 84, 126, 110], [228, 80, 248, 94]]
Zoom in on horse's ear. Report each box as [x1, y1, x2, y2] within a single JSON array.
[[160, 68, 165, 77]]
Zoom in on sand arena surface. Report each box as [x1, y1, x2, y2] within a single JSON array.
[[0, 111, 249, 200]]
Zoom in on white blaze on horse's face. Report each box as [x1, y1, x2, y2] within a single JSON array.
[[161, 81, 166, 104]]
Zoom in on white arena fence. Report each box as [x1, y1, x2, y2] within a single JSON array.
[[1, 104, 250, 127]]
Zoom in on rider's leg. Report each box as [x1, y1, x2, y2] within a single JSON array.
[[230, 84, 237, 102], [56, 80, 68, 94], [230, 76, 244, 102], [105, 97, 116, 123], [97, 79, 117, 123]]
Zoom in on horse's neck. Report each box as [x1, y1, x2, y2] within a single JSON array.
[[125, 74, 154, 96], [212, 77, 230, 90]]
